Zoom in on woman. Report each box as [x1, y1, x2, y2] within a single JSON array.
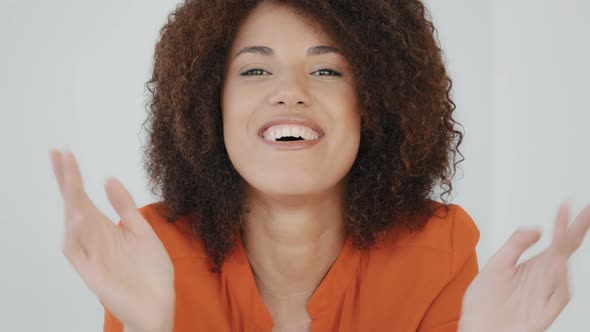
[[50, 0, 590, 331]]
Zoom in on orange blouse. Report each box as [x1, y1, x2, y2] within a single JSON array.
[[103, 201, 480, 332]]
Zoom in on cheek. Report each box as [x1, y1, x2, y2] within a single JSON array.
[[221, 89, 261, 180], [333, 92, 362, 164], [331, 89, 361, 136], [221, 87, 253, 142], [322, 91, 362, 166], [219, 81, 362, 194], [222, 111, 252, 166]]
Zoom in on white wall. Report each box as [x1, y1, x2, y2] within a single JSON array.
[[489, 1, 590, 329], [430, 2, 590, 330], [424, 0, 495, 270], [0, 1, 588, 331], [0, 1, 179, 330]]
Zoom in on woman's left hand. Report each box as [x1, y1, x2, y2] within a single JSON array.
[[459, 202, 590, 332]]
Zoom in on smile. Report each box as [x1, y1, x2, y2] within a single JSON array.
[[261, 124, 322, 141], [258, 129, 324, 150]]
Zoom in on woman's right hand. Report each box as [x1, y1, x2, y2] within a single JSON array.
[[50, 149, 175, 332]]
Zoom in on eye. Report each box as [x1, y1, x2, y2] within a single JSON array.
[[239, 68, 342, 77], [240, 68, 270, 76], [313, 69, 341, 77]]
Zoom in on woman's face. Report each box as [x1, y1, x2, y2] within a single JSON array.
[[221, 1, 361, 198]]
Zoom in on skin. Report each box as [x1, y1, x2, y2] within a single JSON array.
[[48, 1, 590, 332], [459, 202, 590, 332], [49, 148, 590, 332], [221, 2, 361, 330]]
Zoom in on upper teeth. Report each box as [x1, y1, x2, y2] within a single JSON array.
[[263, 124, 320, 141]]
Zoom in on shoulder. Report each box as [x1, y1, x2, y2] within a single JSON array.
[[367, 201, 480, 275], [123, 201, 209, 261], [405, 202, 478, 250], [354, 201, 481, 321]]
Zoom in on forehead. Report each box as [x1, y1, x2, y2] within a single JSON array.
[[230, 2, 335, 51]]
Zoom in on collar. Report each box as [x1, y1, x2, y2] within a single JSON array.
[[222, 231, 361, 329]]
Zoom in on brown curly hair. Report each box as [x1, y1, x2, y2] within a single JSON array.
[[141, 0, 465, 272]]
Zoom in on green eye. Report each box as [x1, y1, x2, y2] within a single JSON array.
[[240, 68, 269, 76], [314, 69, 341, 76], [240, 68, 342, 76]]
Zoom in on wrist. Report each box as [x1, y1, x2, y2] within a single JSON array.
[[123, 303, 174, 332], [124, 319, 173, 332], [458, 314, 484, 332], [457, 319, 473, 332]]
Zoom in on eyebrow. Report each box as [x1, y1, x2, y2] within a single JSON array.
[[234, 45, 342, 58]]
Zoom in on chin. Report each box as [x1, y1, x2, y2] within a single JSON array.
[[246, 175, 336, 199]]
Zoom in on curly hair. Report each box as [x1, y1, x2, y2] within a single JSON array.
[[141, 0, 465, 272]]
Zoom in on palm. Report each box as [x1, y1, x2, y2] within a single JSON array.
[[50, 149, 174, 332], [461, 202, 590, 332]]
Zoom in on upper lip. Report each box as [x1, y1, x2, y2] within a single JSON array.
[[258, 115, 325, 137]]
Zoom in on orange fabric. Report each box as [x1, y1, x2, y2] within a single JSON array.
[[103, 201, 480, 332]]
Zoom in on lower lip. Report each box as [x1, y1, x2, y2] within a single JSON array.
[[258, 135, 323, 150]]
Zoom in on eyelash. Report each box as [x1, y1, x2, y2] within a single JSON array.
[[240, 68, 342, 77]]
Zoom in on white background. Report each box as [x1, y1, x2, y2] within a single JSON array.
[[0, 0, 588, 331]]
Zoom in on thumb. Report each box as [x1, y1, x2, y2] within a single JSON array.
[[104, 176, 144, 235], [488, 227, 543, 270]]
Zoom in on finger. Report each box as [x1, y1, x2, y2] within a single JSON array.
[[51, 149, 84, 231], [62, 151, 89, 215], [63, 219, 105, 296], [104, 176, 144, 235], [62, 208, 86, 257], [61, 210, 101, 292], [565, 203, 590, 257], [56, 150, 89, 267], [488, 227, 542, 269], [61, 152, 110, 251], [541, 255, 568, 302], [550, 201, 570, 257], [49, 148, 66, 197], [537, 269, 571, 331], [61, 151, 99, 248]]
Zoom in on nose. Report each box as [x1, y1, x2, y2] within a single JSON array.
[[268, 72, 312, 107]]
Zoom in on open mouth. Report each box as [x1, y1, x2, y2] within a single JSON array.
[[276, 136, 305, 141], [258, 116, 325, 144], [260, 124, 323, 142]]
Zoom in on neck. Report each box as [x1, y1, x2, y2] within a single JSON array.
[[241, 184, 347, 303]]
